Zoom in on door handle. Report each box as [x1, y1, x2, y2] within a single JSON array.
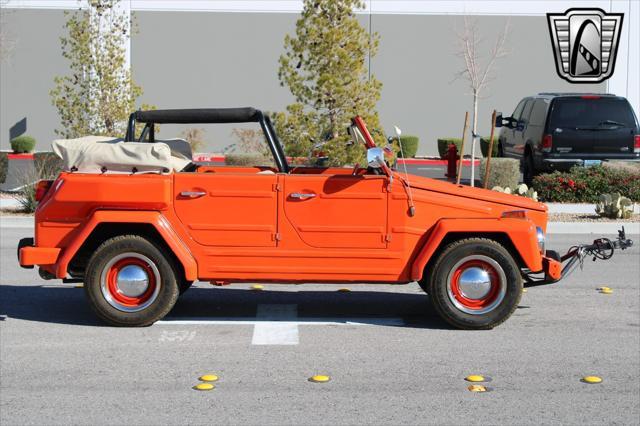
[[180, 191, 206, 198], [289, 192, 316, 200]]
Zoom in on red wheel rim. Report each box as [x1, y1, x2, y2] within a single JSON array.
[[100, 253, 161, 312], [105, 258, 156, 307], [446, 255, 506, 315]]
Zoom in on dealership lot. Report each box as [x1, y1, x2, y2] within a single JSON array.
[[1, 226, 638, 425]]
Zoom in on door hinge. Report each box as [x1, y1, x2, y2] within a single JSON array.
[[273, 233, 281, 242], [272, 183, 282, 192], [384, 234, 392, 242]]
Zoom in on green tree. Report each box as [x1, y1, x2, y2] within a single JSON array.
[[276, 0, 383, 166], [50, 0, 143, 138]]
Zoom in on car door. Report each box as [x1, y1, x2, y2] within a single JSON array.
[[501, 99, 527, 156], [173, 172, 278, 247], [512, 99, 535, 157], [282, 174, 388, 249]]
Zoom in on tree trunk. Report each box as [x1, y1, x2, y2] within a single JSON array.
[[470, 92, 478, 187]]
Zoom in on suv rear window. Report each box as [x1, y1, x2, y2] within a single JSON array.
[[549, 98, 637, 129]]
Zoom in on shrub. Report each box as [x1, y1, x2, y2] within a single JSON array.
[[480, 158, 520, 190], [480, 136, 499, 158], [224, 153, 273, 167], [595, 193, 634, 219], [10, 135, 36, 153], [395, 135, 419, 158], [15, 153, 64, 213], [603, 161, 640, 174], [437, 138, 463, 159], [492, 183, 538, 202], [34, 152, 64, 179], [0, 152, 7, 183], [532, 165, 640, 203]]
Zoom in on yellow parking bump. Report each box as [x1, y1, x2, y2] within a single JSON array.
[[75, 284, 84, 288], [308, 375, 331, 383], [199, 374, 219, 382], [465, 375, 486, 382], [251, 285, 264, 291], [581, 376, 603, 384], [337, 288, 351, 292], [599, 288, 613, 294], [522, 288, 528, 293], [467, 384, 487, 392], [193, 383, 215, 391]]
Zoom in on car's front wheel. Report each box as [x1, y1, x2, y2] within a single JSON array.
[[84, 235, 180, 326], [426, 238, 522, 330]]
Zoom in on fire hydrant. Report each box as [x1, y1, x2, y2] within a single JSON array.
[[445, 144, 458, 180]]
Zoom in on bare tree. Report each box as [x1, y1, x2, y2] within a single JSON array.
[[0, 0, 15, 61], [454, 17, 509, 186]]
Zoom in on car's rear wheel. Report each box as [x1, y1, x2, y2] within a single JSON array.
[[523, 153, 535, 185], [426, 238, 522, 330], [84, 235, 179, 326]]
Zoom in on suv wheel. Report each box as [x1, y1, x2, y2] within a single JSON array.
[[84, 235, 180, 326], [427, 238, 522, 330], [523, 153, 535, 185]]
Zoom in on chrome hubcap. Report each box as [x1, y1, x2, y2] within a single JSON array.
[[116, 265, 149, 297], [446, 255, 507, 315], [458, 267, 492, 300], [100, 252, 161, 313]]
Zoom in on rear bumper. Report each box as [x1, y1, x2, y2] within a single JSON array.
[[18, 238, 60, 268], [541, 156, 640, 171]]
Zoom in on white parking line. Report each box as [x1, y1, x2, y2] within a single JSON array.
[[156, 318, 405, 326], [251, 304, 299, 345]]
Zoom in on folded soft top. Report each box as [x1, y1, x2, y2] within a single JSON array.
[[52, 136, 192, 174]]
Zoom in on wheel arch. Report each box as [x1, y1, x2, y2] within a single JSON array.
[[411, 218, 542, 281], [57, 211, 198, 281]]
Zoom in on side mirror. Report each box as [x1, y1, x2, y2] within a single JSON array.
[[367, 147, 384, 169], [495, 112, 503, 128]]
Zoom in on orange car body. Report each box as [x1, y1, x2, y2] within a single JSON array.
[[20, 164, 558, 283]]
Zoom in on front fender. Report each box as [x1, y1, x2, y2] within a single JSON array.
[[56, 210, 198, 281], [411, 218, 542, 281]]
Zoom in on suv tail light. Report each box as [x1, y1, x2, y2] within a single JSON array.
[[634, 135, 640, 153], [542, 134, 553, 153], [34, 180, 53, 202]]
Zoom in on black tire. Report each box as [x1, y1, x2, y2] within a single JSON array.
[[179, 279, 194, 295], [427, 238, 522, 330], [523, 153, 535, 186], [84, 235, 180, 327]]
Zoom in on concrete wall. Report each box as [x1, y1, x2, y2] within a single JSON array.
[[0, 8, 613, 156], [0, 9, 67, 153]]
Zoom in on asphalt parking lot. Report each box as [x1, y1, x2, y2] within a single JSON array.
[[1, 225, 638, 425]]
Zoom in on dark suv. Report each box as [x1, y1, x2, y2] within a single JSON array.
[[496, 93, 640, 184]]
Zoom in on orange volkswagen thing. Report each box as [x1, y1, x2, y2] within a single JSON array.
[[18, 108, 633, 329]]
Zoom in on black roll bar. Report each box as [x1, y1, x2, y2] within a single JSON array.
[[124, 108, 289, 173]]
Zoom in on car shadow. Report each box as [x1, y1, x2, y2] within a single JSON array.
[[0, 283, 452, 329]]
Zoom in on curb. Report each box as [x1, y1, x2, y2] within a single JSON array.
[[547, 203, 640, 214], [191, 153, 480, 166], [6, 153, 34, 160], [0, 216, 34, 228], [547, 221, 639, 235]]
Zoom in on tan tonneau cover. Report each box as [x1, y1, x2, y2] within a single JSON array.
[[52, 136, 191, 174]]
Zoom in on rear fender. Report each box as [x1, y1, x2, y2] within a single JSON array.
[[411, 218, 542, 281], [56, 210, 197, 281]]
